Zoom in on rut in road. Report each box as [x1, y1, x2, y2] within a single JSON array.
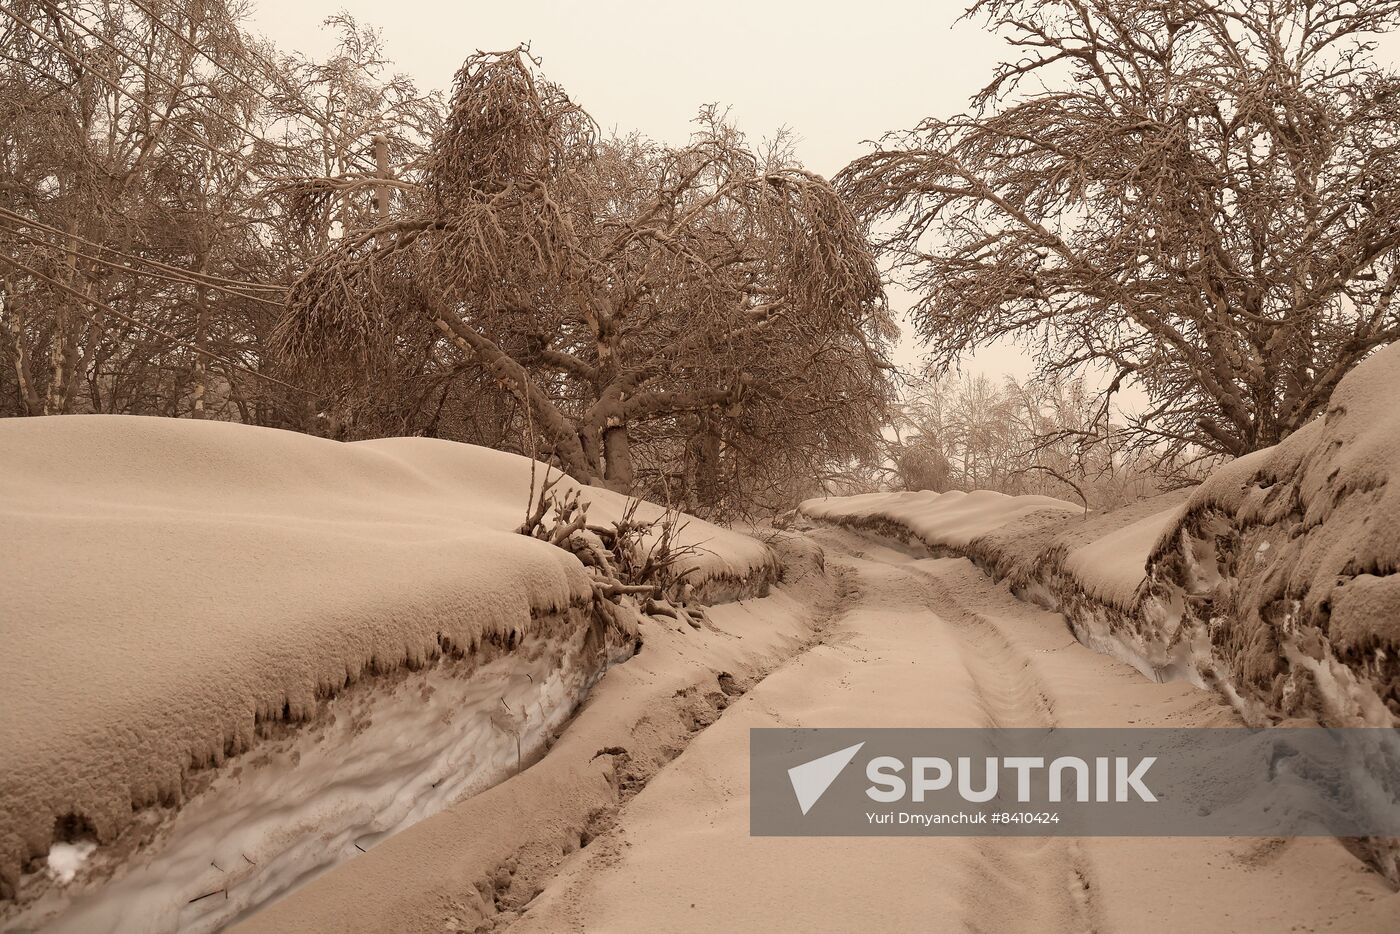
[[506, 525, 1396, 934], [810, 526, 1101, 934]]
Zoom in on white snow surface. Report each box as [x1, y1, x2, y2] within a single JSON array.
[[799, 489, 1079, 549], [43, 847, 94, 888]]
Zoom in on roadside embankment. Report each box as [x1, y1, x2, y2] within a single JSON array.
[[0, 416, 778, 932], [799, 344, 1400, 732]]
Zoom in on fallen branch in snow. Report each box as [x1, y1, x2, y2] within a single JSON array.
[[519, 483, 710, 632]]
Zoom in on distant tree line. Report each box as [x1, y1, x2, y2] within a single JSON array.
[[875, 372, 1187, 511]]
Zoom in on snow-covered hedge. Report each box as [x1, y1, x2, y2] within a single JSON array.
[[798, 489, 1080, 550], [1141, 343, 1400, 728]]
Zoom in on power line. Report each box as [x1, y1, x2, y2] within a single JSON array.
[[34, 0, 290, 155], [0, 204, 285, 291], [124, 0, 384, 166], [0, 206, 286, 300], [0, 220, 286, 308], [0, 250, 317, 397], [127, 0, 285, 115]]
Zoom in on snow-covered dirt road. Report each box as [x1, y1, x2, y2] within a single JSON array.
[[506, 527, 1400, 933]]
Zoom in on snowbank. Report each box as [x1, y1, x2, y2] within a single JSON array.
[[11, 626, 611, 933], [231, 535, 829, 934], [794, 486, 1193, 679], [798, 489, 1079, 550], [353, 436, 775, 591], [799, 345, 1400, 731], [1062, 503, 1186, 611], [0, 415, 774, 931], [795, 488, 1191, 678], [1141, 344, 1400, 728]]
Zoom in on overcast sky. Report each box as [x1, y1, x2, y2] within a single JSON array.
[[244, 1, 1056, 383]]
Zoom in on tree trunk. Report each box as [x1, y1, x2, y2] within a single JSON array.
[[0, 283, 42, 415], [602, 418, 633, 491], [45, 230, 87, 415], [695, 417, 722, 515], [44, 310, 74, 415], [432, 312, 597, 483], [192, 262, 210, 418]]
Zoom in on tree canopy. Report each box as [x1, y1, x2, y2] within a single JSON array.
[[840, 0, 1400, 460], [2, 7, 894, 517], [277, 48, 895, 511]]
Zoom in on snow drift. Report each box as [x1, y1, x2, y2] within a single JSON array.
[[1140, 343, 1400, 728], [800, 343, 1400, 730], [0, 415, 774, 932], [798, 489, 1080, 551]]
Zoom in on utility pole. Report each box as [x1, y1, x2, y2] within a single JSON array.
[[373, 133, 390, 223]]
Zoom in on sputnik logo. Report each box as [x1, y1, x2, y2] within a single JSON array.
[[787, 742, 865, 815]]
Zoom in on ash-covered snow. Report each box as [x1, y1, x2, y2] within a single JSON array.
[[9, 626, 625, 934], [0, 415, 774, 931], [1062, 504, 1186, 611], [799, 489, 1079, 550], [800, 340, 1400, 731], [1142, 343, 1400, 728]]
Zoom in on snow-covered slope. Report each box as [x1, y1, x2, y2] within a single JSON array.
[[352, 435, 774, 589], [799, 489, 1079, 549], [0, 415, 774, 932], [1141, 344, 1400, 728], [1062, 504, 1186, 611], [799, 345, 1400, 731]]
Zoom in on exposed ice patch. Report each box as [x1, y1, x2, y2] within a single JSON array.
[[7, 624, 630, 934], [45, 844, 95, 886]]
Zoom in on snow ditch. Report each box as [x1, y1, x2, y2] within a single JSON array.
[[3, 610, 633, 934]]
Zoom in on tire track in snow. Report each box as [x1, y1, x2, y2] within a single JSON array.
[[811, 527, 1101, 934], [513, 526, 1102, 933], [505, 525, 1397, 933]]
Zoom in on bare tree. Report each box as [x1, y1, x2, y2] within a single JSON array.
[[1, 0, 294, 418], [270, 13, 441, 258], [0, 3, 442, 426], [277, 48, 894, 505], [840, 0, 1400, 460], [1, 14, 888, 515]]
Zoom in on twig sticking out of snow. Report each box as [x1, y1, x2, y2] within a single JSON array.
[[518, 486, 711, 633]]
